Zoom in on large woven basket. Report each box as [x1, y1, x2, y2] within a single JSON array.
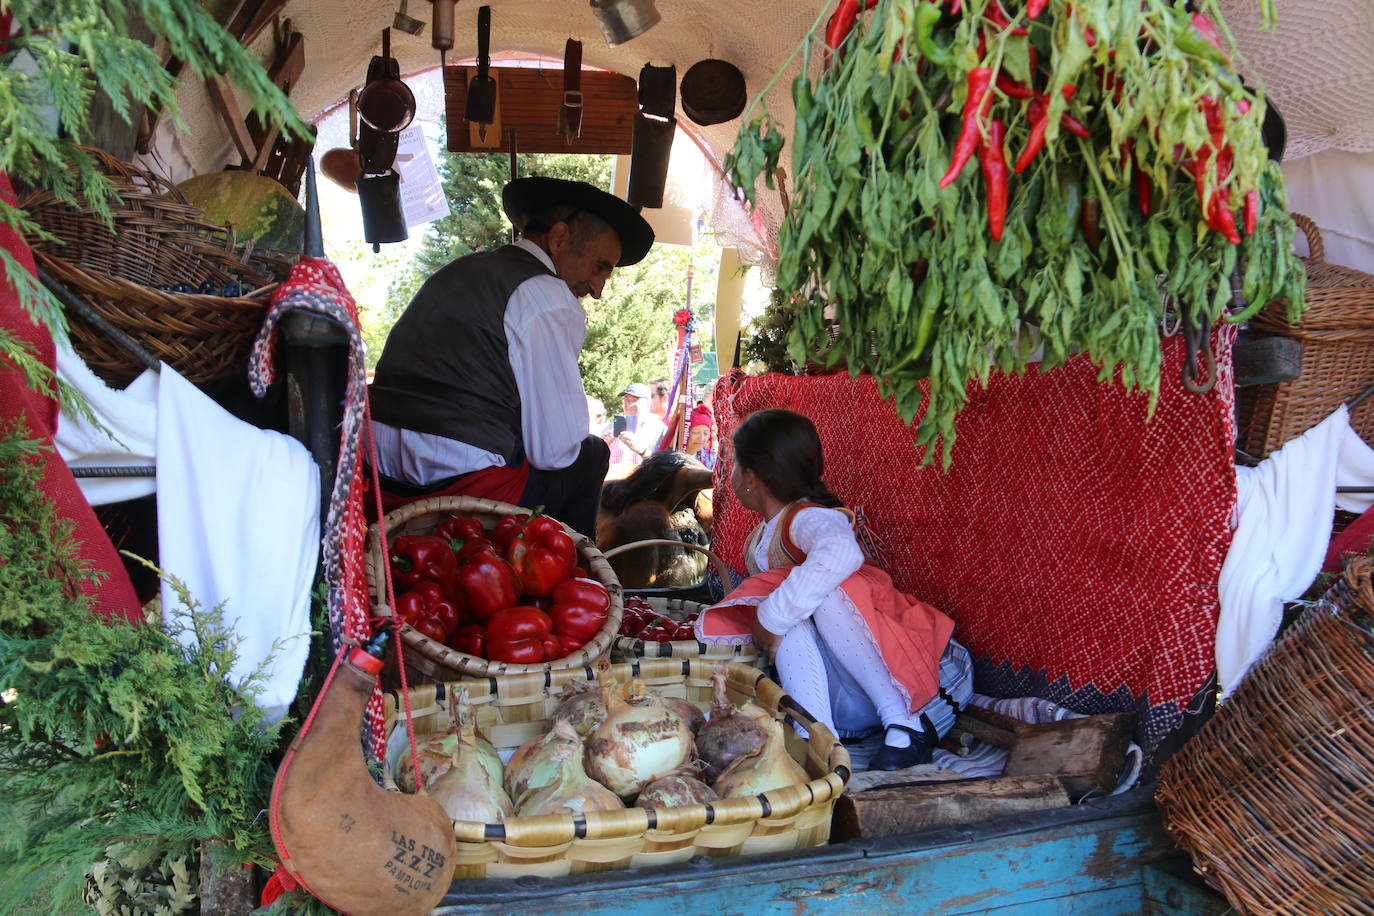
[[381, 658, 850, 879], [610, 597, 761, 668], [19, 146, 293, 387], [365, 496, 623, 684], [1155, 563, 1374, 914], [1236, 213, 1374, 462]]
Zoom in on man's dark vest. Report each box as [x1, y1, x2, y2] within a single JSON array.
[[370, 245, 556, 465]]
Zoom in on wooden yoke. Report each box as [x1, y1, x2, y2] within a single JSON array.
[[270, 646, 455, 915]]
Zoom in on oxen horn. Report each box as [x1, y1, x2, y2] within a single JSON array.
[[269, 640, 455, 915]]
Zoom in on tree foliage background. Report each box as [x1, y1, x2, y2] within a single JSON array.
[[363, 138, 723, 410]]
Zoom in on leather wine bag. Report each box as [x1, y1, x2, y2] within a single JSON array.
[[270, 644, 456, 916]]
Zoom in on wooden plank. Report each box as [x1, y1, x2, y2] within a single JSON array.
[[444, 66, 636, 154], [431, 803, 1175, 916], [204, 76, 257, 163], [846, 764, 969, 794], [1004, 713, 1135, 800], [832, 774, 1070, 841]]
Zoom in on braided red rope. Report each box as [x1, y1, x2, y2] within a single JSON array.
[[362, 396, 424, 794]]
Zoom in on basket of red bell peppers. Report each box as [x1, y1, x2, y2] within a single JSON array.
[[364, 495, 623, 683]]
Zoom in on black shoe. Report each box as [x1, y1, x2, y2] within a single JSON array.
[[867, 723, 937, 771]]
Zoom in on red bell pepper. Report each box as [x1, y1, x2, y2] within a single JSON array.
[[505, 514, 578, 598], [549, 576, 611, 643], [436, 515, 490, 554], [450, 623, 486, 658], [541, 634, 563, 661], [484, 606, 554, 663], [452, 549, 520, 621], [395, 580, 461, 643], [485, 637, 546, 664], [491, 513, 529, 552], [486, 605, 554, 642], [389, 535, 458, 591]]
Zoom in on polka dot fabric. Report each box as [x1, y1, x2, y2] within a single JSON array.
[[711, 329, 1238, 752]]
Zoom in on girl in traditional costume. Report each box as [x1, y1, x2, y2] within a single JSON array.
[[696, 409, 974, 770]]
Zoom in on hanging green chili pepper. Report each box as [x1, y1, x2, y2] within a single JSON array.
[[940, 68, 994, 188], [914, 1, 953, 67], [1057, 165, 1082, 243], [979, 119, 1009, 241]]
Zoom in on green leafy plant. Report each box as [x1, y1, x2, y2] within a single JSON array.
[[0, 418, 289, 913]]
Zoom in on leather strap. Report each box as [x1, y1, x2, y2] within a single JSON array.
[[558, 39, 584, 141], [564, 39, 582, 92]]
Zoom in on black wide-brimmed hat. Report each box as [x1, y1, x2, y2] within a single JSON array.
[[502, 176, 655, 266]]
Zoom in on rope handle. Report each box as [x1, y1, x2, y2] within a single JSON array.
[[1292, 213, 1324, 264], [362, 395, 424, 795]]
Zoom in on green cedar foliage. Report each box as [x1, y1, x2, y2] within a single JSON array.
[[0, 419, 285, 913], [0, 0, 307, 406]]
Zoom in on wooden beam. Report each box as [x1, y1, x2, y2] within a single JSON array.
[[445, 66, 636, 154], [204, 76, 257, 164]]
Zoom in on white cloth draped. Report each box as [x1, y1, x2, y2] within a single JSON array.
[[1218, 406, 1374, 694], [55, 355, 319, 723]]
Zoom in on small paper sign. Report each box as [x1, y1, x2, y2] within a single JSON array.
[[395, 125, 450, 228]]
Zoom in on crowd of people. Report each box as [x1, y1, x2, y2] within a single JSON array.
[[587, 379, 717, 480]]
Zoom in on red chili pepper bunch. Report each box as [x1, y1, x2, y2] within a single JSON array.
[[387, 510, 612, 665], [728, 0, 1304, 469]]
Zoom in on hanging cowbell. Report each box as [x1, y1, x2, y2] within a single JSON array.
[[627, 63, 676, 209], [464, 5, 497, 139]]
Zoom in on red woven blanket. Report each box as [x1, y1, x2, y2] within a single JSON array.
[[712, 331, 1237, 749]]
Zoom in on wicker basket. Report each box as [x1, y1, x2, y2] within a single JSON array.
[[1155, 573, 1374, 914], [611, 597, 761, 668], [1236, 213, 1374, 462], [19, 146, 293, 387], [365, 495, 623, 684], [381, 658, 850, 878]]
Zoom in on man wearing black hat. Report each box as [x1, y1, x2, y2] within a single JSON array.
[[369, 177, 654, 538]]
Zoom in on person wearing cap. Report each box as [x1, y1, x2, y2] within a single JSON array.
[[614, 382, 667, 464], [369, 176, 655, 538]]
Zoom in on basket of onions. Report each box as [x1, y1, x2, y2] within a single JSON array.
[[364, 495, 623, 684], [610, 597, 761, 669], [381, 658, 851, 879]]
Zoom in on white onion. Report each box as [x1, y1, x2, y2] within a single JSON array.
[[552, 679, 609, 737], [712, 715, 808, 798], [504, 723, 582, 808], [516, 720, 624, 816], [424, 689, 512, 823], [585, 679, 695, 798]]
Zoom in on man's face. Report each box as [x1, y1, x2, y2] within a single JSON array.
[[549, 224, 621, 299]]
